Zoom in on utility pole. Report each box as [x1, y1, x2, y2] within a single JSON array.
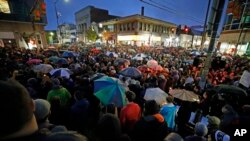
[[200, 0, 212, 51], [29, 0, 39, 31], [29, 0, 40, 53], [235, 0, 249, 55], [199, 0, 226, 90]]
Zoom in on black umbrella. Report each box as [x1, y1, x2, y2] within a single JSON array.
[[213, 84, 247, 97], [210, 84, 248, 116], [96, 53, 108, 59], [90, 73, 106, 81]]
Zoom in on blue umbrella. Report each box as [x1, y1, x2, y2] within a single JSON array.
[[106, 52, 118, 58], [57, 58, 68, 64], [62, 51, 75, 58], [119, 67, 142, 78], [50, 68, 72, 78], [94, 76, 127, 107]]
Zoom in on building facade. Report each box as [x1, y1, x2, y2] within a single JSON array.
[[75, 6, 118, 43], [219, 0, 250, 55], [58, 23, 77, 44], [0, 0, 47, 49], [100, 14, 177, 46]]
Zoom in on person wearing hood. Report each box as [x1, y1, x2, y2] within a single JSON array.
[[69, 91, 90, 133], [47, 78, 71, 107], [219, 104, 239, 137]]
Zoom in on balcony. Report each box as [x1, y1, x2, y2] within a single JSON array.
[[0, 13, 47, 25]]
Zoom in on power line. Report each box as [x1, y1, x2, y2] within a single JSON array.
[[140, 0, 204, 24], [149, 0, 204, 22], [161, 0, 178, 7]]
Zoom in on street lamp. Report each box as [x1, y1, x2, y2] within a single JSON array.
[[50, 32, 54, 44], [54, 0, 60, 44], [54, 0, 69, 44]]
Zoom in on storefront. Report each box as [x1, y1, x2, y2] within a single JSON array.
[[219, 29, 250, 55]]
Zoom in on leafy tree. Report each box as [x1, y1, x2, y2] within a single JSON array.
[[86, 27, 98, 42]]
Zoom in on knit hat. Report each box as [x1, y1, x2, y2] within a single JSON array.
[[195, 122, 208, 136], [34, 99, 51, 121], [164, 132, 184, 141], [207, 116, 220, 127]]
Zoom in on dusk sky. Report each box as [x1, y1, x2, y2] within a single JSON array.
[[45, 0, 227, 30]]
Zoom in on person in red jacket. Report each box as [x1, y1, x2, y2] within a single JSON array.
[[120, 91, 141, 134]]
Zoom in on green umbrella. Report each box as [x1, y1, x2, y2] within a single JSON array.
[[94, 76, 127, 107], [48, 56, 59, 63]]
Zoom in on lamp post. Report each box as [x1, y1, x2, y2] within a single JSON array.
[[54, 0, 61, 44], [53, 0, 69, 44], [200, 0, 211, 51]]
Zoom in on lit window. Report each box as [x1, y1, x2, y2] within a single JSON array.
[[0, 0, 10, 13]]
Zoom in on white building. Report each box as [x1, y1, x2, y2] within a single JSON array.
[[57, 23, 76, 44], [100, 14, 177, 46], [75, 6, 118, 43]]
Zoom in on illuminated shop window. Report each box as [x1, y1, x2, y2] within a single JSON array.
[[0, 0, 10, 13]]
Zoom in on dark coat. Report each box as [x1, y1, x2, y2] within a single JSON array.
[[132, 114, 169, 141], [70, 99, 90, 131]]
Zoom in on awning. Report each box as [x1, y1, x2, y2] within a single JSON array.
[[0, 32, 14, 39]]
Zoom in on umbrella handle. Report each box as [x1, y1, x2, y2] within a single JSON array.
[[114, 107, 118, 117]]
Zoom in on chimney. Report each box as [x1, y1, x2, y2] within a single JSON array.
[[141, 6, 144, 16]]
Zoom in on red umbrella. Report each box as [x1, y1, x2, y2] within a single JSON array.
[[153, 65, 163, 71], [138, 65, 152, 73], [26, 59, 42, 64]]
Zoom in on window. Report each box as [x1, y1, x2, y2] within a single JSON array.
[[108, 25, 114, 32], [147, 24, 150, 31], [0, 0, 11, 13], [127, 23, 130, 31], [139, 22, 142, 30]]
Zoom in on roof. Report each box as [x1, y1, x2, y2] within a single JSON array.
[[101, 14, 177, 27], [75, 5, 108, 15]]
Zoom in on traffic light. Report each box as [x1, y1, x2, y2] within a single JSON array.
[[34, 9, 41, 21], [184, 25, 189, 33], [40, 2, 46, 15]]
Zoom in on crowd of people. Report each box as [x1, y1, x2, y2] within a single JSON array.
[[0, 45, 250, 141]]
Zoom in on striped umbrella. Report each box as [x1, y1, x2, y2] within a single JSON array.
[[50, 68, 72, 78], [94, 76, 127, 107]]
